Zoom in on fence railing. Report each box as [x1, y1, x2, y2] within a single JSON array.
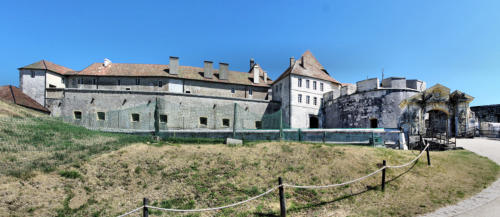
[[117, 141, 431, 217]]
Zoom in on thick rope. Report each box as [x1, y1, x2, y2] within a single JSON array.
[[146, 185, 279, 212], [284, 167, 386, 189], [118, 141, 431, 215], [386, 142, 430, 169], [117, 206, 143, 217]]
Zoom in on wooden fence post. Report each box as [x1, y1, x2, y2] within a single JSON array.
[[381, 160, 386, 191], [279, 177, 286, 217], [143, 198, 148, 217], [426, 143, 431, 166]]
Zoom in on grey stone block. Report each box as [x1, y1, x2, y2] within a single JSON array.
[[225, 137, 243, 145]]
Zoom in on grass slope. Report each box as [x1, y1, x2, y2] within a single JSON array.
[[0, 116, 498, 217]]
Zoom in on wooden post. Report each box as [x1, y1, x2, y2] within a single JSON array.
[[381, 160, 386, 191], [426, 142, 431, 166], [298, 128, 302, 142], [278, 177, 286, 217], [233, 103, 237, 138], [323, 131, 326, 143], [143, 198, 149, 217]]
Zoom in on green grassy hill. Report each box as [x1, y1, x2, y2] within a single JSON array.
[[0, 110, 498, 216]]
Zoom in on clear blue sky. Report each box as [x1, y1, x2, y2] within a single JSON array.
[[1, 0, 498, 106]]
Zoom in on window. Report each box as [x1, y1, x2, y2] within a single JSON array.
[[222, 118, 230, 127], [136, 78, 140, 85], [117, 79, 121, 86], [306, 80, 310, 88], [231, 88, 235, 93], [313, 81, 317, 90], [131, 113, 140, 122], [185, 90, 191, 94], [74, 111, 82, 120], [255, 121, 262, 129], [306, 95, 310, 104], [93, 79, 97, 85], [160, 114, 168, 123], [320, 83, 324, 91], [97, 112, 106, 120], [30, 70, 35, 78], [298, 94, 302, 103], [72, 79, 76, 86], [249, 88, 253, 96], [313, 97, 317, 105], [298, 78, 302, 87], [159, 81, 163, 87], [62, 78, 65, 84], [78, 79, 82, 85], [199, 117, 208, 127]]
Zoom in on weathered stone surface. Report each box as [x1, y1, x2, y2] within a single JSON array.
[[225, 138, 243, 145]]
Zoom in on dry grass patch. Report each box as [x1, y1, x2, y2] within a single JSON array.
[[2, 142, 496, 217]]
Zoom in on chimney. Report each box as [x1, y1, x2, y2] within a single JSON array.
[[289, 57, 295, 67], [219, 63, 229, 80], [203, 61, 213, 79], [103, 58, 112, 67], [264, 71, 268, 83], [250, 58, 255, 68], [169, 56, 179, 75], [301, 56, 305, 67], [253, 65, 260, 84]]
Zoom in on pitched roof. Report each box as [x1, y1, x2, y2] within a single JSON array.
[[74, 62, 272, 87], [19, 60, 75, 75], [0, 85, 50, 113], [274, 50, 341, 84]]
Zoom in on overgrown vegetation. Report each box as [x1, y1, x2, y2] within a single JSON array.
[[0, 109, 498, 216]]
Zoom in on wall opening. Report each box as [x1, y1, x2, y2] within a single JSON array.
[[426, 110, 448, 134], [309, 115, 319, 128], [160, 114, 168, 123], [370, 119, 378, 128], [131, 113, 140, 122], [97, 112, 106, 121], [497, 114, 500, 123], [199, 117, 208, 127], [222, 118, 230, 127], [74, 111, 82, 120], [255, 121, 262, 129]]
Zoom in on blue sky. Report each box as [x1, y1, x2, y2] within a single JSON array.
[[1, 0, 498, 106]]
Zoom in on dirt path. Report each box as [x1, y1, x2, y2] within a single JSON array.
[[423, 138, 500, 217]]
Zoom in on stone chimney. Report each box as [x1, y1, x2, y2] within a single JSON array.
[[169, 56, 179, 75], [253, 65, 260, 84], [103, 58, 112, 67], [289, 57, 295, 67], [219, 63, 229, 80], [203, 61, 213, 79], [250, 58, 255, 68]]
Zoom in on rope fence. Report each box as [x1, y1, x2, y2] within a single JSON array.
[[118, 140, 431, 217]]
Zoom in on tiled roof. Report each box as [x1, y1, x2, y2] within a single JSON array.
[[0, 85, 50, 113], [19, 60, 75, 75], [74, 62, 272, 87], [274, 50, 341, 84]]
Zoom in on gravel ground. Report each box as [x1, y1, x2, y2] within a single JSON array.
[[422, 138, 500, 217]]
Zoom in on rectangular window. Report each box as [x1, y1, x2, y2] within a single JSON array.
[[97, 112, 106, 120], [313, 97, 317, 105], [249, 88, 253, 96], [199, 117, 208, 127], [298, 94, 302, 103], [93, 79, 97, 85], [320, 83, 324, 91], [306, 95, 310, 104], [131, 113, 140, 122], [298, 78, 302, 87], [222, 118, 230, 127], [136, 78, 140, 85], [313, 81, 317, 90], [74, 111, 82, 120], [30, 70, 35, 78], [255, 121, 262, 129], [306, 80, 310, 88], [370, 119, 378, 128], [117, 79, 121, 86], [72, 79, 76, 86], [159, 81, 163, 87], [231, 88, 235, 93], [160, 114, 168, 123]]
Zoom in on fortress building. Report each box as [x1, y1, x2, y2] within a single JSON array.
[[17, 51, 475, 137]]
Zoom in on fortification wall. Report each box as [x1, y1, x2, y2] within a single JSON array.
[[58, 89, 279, 131], [324, 89, 419, 128]]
